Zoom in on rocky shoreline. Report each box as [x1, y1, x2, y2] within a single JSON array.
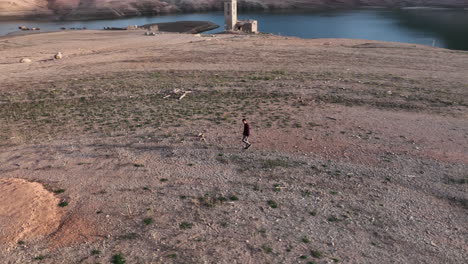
[[6, 21, 219, 37]]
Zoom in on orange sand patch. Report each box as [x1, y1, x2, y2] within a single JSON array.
[[0, 178, 61, 245]]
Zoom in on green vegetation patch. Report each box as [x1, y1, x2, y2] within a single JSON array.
[[111, 254, 126, 264], [179, 222, 193, 229]]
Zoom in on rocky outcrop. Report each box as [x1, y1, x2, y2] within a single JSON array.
[[1, 0, 468, 20], [141, 21, 219, 34], [0, 0, 51, 18]]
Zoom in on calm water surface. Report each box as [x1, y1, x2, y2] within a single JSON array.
[[1, 9, 467, 50]]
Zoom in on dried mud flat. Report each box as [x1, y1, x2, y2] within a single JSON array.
[[0, 31, 467, 263]]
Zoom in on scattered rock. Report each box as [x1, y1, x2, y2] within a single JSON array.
[[140, 21, 219, 34], [198, 133, 206, 142], [126, 25, 139, 30], [103, 27, 126, 30], [178, 91, 191, 100], [54, 52, 63, 60], [18, 26, 40, 31], [20, 58, 32, 63]]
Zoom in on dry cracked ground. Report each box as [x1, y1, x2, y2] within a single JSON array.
[[0, 31, 467, 263]]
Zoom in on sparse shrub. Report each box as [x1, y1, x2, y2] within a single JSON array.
[[273, 184, 282, 192], [448, 177, 467, 184], [262, 159, 290, 169], [327, 216, 340, 222], [261, 244, 273, 254], [267, 200, 278, 208], [180, 222, 193, 229], [311, 250, 322, 258], [111, 254, 126, 264], [118, 233, 139, 240]]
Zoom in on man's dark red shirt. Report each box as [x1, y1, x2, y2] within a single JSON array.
[[243, 123, 250, 137]]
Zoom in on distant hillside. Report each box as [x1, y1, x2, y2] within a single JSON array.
[[0, 0, 51, 17], [1, 0, 468, 20]]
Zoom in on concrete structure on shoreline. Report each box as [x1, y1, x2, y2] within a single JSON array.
[[224, 0, 258, 33]]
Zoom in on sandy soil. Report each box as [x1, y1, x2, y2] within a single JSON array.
[[0, 30, 467, 263], [0, 178, 61, 246]]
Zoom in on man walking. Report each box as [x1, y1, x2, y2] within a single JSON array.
[[242, 119, 252, 149]]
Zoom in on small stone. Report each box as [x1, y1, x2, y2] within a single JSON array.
[[387, 90, 393, 95], [20, 58, 32, 63], [54, 52, 63, 59]]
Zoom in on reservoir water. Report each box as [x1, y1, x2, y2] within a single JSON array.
[[1, 8, 467, 51]]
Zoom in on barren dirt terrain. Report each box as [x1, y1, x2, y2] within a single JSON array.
[[0, 31, 467, 263]]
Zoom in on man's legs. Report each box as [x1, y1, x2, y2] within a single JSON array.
[[242, 136, 251, 149]]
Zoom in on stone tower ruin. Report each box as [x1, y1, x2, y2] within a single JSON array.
[[224, 0, 258, 33], [224, 0, 237, 31]]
